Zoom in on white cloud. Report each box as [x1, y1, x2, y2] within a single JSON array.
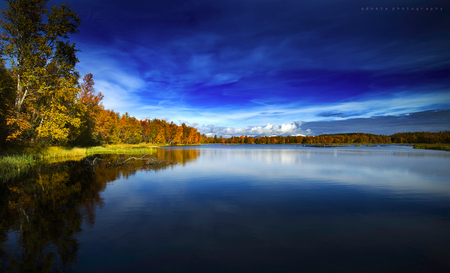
[[198, 121, 308, 137]]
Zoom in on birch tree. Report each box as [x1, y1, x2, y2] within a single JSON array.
[[0, 0, 81, 143]]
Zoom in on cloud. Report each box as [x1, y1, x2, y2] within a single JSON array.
[[198, 121, 306, 138], [123, 89, 450, 133], [196, 109, 450, 137], [260, 112, 284, 115], [94, 80, 138, 111], [303, 109, 450, 136], [63, 0, 450, 134], [75, 42, 148, 114], [207, 73, 241, 86], [317, 112, 358, 118]]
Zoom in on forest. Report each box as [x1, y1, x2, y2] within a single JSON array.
[[1, 0, 449, 152], [201, 131, 450, 145]]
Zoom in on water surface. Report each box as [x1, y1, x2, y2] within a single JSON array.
[[1, 145, 450, 272]]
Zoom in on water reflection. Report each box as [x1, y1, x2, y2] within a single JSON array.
[[1, 163, 94, 272], [1, 146, 450, 272], [155, 148, 200, 166], [0, 154, 187, 272], [176, 146, 450, 196], [72, 146, 450, 272]]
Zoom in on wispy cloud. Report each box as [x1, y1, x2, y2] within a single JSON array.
[[146, 90, 450, 128], [64, 0, 450, 134], [303, 109, 450, 135], [207, 73, 242, 86]]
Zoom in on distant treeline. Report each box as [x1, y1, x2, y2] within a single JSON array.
[[201, 132, 450, 145]]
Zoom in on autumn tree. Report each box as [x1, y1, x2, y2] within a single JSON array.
[[95, 109, 120, 144], [172, 125, 183, 144], [0, 0, 81, 144], [34, 75, 81, 144], [141, 119, 151, 143], [71, 73, 103, 146], [154, 121, 166, 144], [165, 122, 180, 144]]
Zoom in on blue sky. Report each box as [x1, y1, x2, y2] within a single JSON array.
[[2, 0, 449, 136]]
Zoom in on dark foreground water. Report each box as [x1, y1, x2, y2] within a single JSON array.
[[1, 145, 450, 272]]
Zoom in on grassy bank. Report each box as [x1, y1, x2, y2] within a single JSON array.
[[38, 144, 159, 161], [0, 154, 35, 181], [0, 144, 161, 181], [413, 143, 450, 151]]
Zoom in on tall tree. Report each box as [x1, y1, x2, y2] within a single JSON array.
[[1, 0, 81, 143], [72, 73, 104, 145], [0, 59, 15, 147]]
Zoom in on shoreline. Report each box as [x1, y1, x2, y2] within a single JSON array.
[[2, 142, 448, 181]]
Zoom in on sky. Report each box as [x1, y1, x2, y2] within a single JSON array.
[[2, 0, 450, 136]]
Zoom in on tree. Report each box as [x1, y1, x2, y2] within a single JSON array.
[[1, 0, 81, 143], [35, 75, 81, 144], [172, 125, 183, 144], [0, 59, 15, 147], [72, 73, 104, 145], [96, 109, 120, 144], [141, 119, 151, 143]]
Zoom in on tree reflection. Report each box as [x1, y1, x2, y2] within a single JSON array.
[[156, 148, 200, 166], [0, 150, 200, 272], [2, 163, 84, 272]]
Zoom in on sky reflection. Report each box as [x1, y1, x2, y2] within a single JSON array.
[[152, 146, 450, 196], [76, 145, 450, 272]]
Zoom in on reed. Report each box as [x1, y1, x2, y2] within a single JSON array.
[[35, 145, 156, 160]]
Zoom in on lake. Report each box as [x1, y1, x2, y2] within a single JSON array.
[[1, 144, 450, 272]]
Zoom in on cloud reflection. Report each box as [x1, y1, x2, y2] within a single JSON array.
[[157, 146, 450, 197]]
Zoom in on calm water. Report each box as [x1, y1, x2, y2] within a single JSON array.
[[1, 145, 450, 272]]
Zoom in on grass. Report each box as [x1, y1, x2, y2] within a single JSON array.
[[0, 143, 160, 181], [413, 143, 450, 151], [39, 144, 157, 160], [0, 154, 35, 181]]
